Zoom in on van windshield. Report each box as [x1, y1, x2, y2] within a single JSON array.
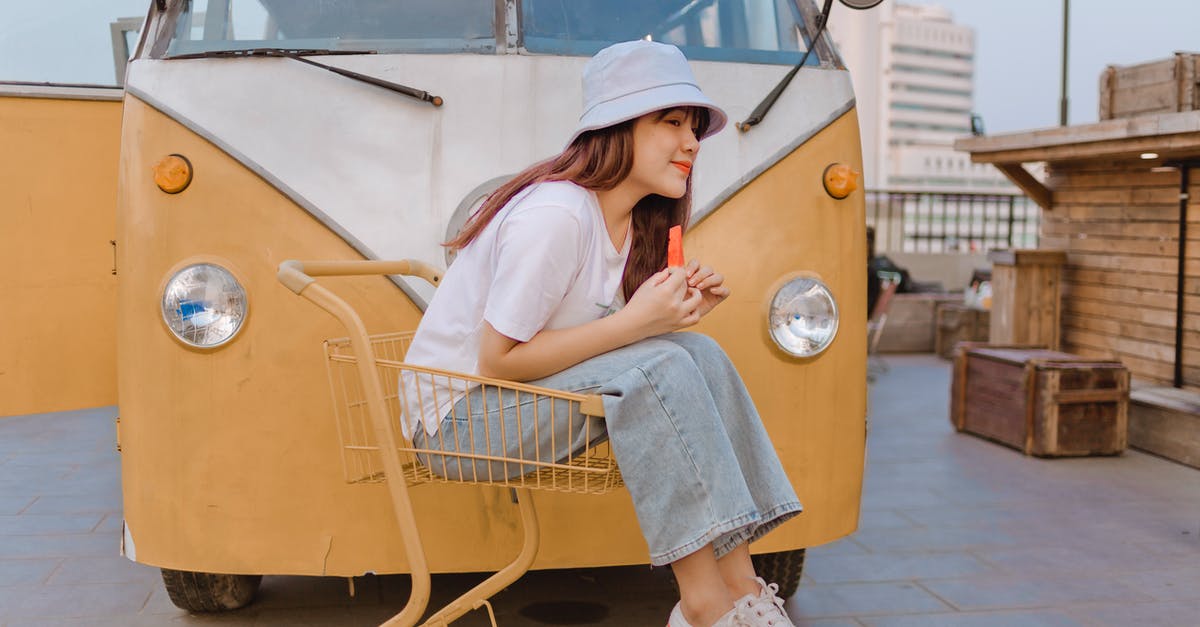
[[523, 0, 815, 65], [158, 0, 817, 65], [161, 0, 497, 56]]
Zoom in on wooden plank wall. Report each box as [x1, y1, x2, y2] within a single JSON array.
[[1042, 161, 1200, 387]]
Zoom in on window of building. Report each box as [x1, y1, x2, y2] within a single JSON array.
[[891, 83, 973, 98], [890, 102, 972, 115], [891, 64, 972, 79], [891, 44, 972, 61], [890, 120, 972, 133]]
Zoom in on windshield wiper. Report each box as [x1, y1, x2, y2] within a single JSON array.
[[165, 47, 369, 60], [163, 48, 443, 107], [738, 0, 831, 132]]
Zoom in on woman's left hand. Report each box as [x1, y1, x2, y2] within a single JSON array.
[[685, 259, 731, 318]]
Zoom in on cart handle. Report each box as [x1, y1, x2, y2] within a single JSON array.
[[276, 257, 613, 625], [276, 257, 444, 625], [277, 259, 442, 295]]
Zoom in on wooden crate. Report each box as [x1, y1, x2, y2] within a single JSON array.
[[987, 250, 1065, 350], [1099, 52, 1200, 120], [951, 344, 1129, 456], [877, 293, 960, 353], [935, 303, 990, 360]]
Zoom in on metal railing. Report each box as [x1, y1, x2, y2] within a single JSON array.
[[866, 190, 1040, 254]]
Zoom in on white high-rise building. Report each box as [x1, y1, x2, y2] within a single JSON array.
[[829, 3, 1010, 192]]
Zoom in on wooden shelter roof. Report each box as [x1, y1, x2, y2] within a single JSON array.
[[954, 110, 1200, 210]]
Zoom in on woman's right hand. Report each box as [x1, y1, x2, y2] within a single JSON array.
[[481, 268, 701, 381], [621, 268, 704, 339]]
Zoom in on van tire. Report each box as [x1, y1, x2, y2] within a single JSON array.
[[160, 568, 262, 612], [751, 549, 806, 598]]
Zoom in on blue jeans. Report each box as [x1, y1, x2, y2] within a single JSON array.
[[413, 332, 802, 566]]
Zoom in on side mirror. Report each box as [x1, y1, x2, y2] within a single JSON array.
[[840, 0, 885, 8]]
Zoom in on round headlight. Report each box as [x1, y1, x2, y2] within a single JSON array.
[[768, 275, 839, 357], [161, 263, 248, 348]]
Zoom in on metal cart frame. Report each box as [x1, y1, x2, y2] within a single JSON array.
[[277, 260, 623, 626]]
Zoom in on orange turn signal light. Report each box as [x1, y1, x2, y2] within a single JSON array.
[[822, 163, 860, 199], [154, 154, 193, 194]]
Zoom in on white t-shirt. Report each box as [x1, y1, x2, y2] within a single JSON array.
[[401, 180, 631, 437]]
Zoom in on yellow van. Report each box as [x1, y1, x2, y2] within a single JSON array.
[[116, 0, 871, 616]]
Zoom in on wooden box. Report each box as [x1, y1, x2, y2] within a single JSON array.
[[877, 293, 960, 353], [951, 345, 1129, 456], [1100, 52, 1200, 120], [987, 250, 1065, 349], [935, 303, 990, 360]]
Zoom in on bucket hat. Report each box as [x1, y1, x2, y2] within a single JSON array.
[[566, 40, 728, 146]]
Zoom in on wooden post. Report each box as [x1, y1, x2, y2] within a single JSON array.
[[987, 250, 1067, 349], [1099, 65, 1115, 120]]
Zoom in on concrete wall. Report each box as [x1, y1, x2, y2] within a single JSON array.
[[887, 251, 990, 292]]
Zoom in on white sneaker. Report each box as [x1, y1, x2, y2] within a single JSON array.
[[668, 601, 750, 627], [734, 578, 795, 626]]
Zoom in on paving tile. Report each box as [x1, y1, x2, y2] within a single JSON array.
[[5, 356, 1200, 626], [860, 609, 1083, 627], [93, 513, 125, 535], [1063, 600, 1200, 627], [850, 525, 1023, 553], [45, 556, 161, 586], [0, 410, 117, 458], [0, 559, 60, 586], [0, 533, 118, 559], [857, 486, 953, 510], [1115, 565, 1200, 601], [931, 487, 1056, 507], [1136, 539, 1200, 567], [0, 466, 122, 496], [19, 494, 121, 516], [974, 543, 1195, 578], [807, 537, 870, 556], [0, 495, 35, 515], [804, 552, 997, 584], [0, 582, 153, 619], [786, 581, 950, 618], [4, 450, 120, 469], [1025, 522, 1197, 552], [892, 503, 1032, 527], [920, 574, 1154, 611], [855, 509, 915, 531], [0, 514, 105, 536], [0, 465, 72, 483], [140, 583, 185, 616], [0, 477, 121, 501]]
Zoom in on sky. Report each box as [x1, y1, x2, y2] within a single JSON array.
[[924, 0, 1200, 133], [2, 0, 1198, 134], [0, 0, 148, 86]]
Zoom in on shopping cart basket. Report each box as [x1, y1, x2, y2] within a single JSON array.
[[277, 260, 623, 627]]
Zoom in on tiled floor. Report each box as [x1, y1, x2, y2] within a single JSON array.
[[2, 355, 1200, 626]]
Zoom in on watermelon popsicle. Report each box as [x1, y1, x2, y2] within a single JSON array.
[[667, 225, 685, 268]]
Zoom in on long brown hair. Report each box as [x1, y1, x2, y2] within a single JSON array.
[[446, 107, 710, 301]]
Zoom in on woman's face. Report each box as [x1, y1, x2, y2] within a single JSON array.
[[626, 108, 701, 200]]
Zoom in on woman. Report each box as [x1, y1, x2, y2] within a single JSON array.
[[404, 40, 801, 627]]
